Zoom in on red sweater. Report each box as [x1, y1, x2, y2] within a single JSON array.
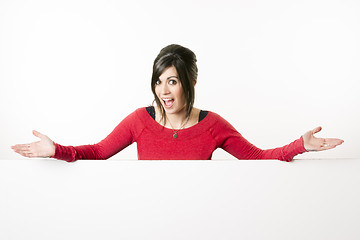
[[53, 107, 306, 162]]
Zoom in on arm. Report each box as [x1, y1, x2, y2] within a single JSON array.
[[12, 110, 141, 162], [212, 114, 343, 161], [222, 133, 306, 162], [53, 110, 139, 162]]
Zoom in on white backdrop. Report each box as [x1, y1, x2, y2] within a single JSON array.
[[1, 0, 358, 160], [1, 0, 360, 239]]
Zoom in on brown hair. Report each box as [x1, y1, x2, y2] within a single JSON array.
[[151, 44, 198, 124]]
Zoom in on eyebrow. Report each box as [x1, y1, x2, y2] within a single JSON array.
[[167, 76, 179, 80]]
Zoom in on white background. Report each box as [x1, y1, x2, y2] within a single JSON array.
[[0, 0, 358, 160], [0, 0, 359, 239]]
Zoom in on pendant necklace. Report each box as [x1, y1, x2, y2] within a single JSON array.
[[166, 115, 190, 139]]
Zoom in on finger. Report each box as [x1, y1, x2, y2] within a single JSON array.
[[324, 138, 344, 147], [24, 152, 35, 158], [11, 144, 31, 152], [21, 152, 34, 158], [13, 148, 32, 157], [316, 138, 344, 151], [33, 130, 44, 139], [312, 126, 322, 135], [319, 144, 338, 151]]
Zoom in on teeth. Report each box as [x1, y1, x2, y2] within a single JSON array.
[[162, 98, 173, 101]]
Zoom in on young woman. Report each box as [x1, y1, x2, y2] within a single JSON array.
[[11, 44, 344, 162]]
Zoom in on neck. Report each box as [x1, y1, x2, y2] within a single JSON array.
[[155, 106, 189, 129], [165, 109, 189, 129], [155, 106, 201, 130]]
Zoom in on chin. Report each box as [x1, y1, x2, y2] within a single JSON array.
[[165, 106, 186, 115], [163, 108, 177, 114]]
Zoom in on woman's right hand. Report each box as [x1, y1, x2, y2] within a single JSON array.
[[11, 130, 55, 158]]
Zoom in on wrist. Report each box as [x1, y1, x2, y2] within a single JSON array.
[[49, 141, 56, 158], [301, 135, 310, 152]]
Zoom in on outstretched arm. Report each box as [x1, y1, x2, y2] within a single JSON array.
[[11, 109, 142, 161], [302, 126, 344, 151], [212, 112, 344, 161], [11, 130, 55, 158]]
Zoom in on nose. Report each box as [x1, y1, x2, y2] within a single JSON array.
[[159, 82, 170, 95]]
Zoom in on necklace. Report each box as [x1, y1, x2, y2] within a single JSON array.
[[166, 115, 190, 139]]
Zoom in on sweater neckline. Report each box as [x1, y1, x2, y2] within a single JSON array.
[[139, 107, 214, 140]]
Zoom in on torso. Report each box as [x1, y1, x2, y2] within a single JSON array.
[[136, 107, 217, 160]]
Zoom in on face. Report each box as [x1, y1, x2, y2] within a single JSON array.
[[155, 66, 187, 115]]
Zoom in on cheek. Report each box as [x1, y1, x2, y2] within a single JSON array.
[[175, 88, 186, 102], [154, 86, 160, 97]]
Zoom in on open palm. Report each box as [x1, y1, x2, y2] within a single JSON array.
[[302, 126, 344, 152], [11, 130, 55, 158]]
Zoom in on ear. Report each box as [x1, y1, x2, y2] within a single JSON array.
[[193, 79, 197, 87]]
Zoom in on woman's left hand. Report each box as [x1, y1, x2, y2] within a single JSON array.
[[302, 126, 344, 152]]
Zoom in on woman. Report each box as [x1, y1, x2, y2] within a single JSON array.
[[11, 44, 344, 161]]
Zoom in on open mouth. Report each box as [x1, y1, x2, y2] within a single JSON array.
[[162, 98, 174, 108]]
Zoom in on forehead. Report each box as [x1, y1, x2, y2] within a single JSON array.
[[159, 66, 178, 80]]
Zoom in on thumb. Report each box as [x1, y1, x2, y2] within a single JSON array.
[[312, 126, 322, 135], [32, 130, 45, 139]]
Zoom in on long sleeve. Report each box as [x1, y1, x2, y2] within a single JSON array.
[[53, 110, 142, 162], [210, 113, 307, 161]]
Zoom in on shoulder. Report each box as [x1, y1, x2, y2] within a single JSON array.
[[118, 107, 149, 124], [204, 110, 237, 131], [199, 110, 240, 146], [116, 107, 150, 135], [125, 107, 151, 122], [204, 110, 228, 123], [132, 107, 154, 124], [134, 107, 149, 116]]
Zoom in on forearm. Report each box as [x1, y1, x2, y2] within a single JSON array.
[[256, 137, 307, 161], [222, 134, 307, 162], [52, 143, 109, 162], [51, 110, 140, 162]]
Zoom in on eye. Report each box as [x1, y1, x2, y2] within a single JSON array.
[[155, 80, 161, 85], [169, 79, 177, 85]]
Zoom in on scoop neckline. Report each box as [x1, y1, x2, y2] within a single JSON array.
[[141, 107, 212, 140], [146, 106, 209, 130]]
